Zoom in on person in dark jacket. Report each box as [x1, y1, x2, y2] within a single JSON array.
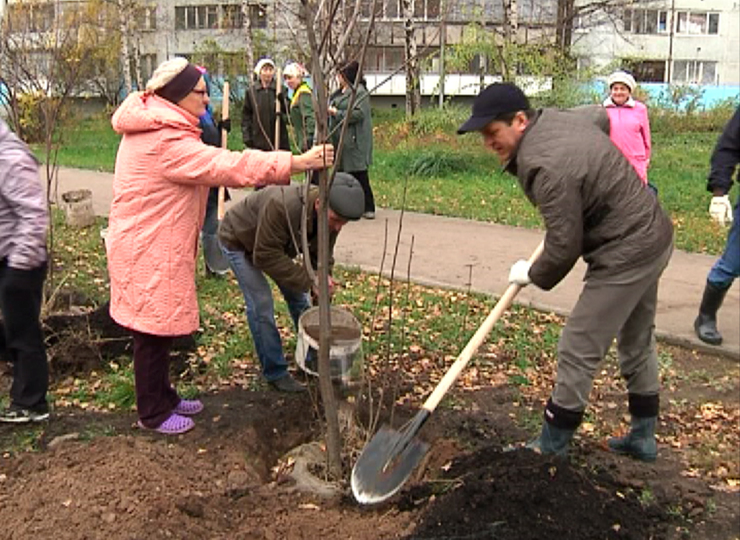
[[198, 66, 230, 277], [218, 173, 364, 393], [328, 60, 375, 218], [0, 119, 50, 423], [458, 83, 674, 461], [694, 106, 739, 345], [241, 57, 290, 152]]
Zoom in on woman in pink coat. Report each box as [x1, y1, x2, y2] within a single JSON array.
[[603, 70, 652, 185], [107, 58, 333, 435]]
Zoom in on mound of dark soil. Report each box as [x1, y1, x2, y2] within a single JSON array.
[[40, 303, 196, 379], [404, 446, 666, 540]]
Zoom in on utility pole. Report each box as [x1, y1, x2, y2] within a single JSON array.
[[666, 0, 675, 83], [438, 2, 445, 109]]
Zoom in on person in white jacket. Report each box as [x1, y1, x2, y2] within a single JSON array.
[[0, 119, 50, 423]]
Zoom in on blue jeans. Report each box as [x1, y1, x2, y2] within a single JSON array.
[[220, 243, 310, 381], [707, 194, 740, 289]]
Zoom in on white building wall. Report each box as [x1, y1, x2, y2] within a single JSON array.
[[572, 0, 740, 85]]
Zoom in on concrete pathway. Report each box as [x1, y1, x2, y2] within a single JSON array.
[[54, 167, 740, 360]]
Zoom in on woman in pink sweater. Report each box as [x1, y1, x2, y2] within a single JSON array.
[[603, 70, 652, 185], [107, 58, 333, 435]]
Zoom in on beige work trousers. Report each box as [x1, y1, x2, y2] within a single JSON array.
[[552, 244, 674, 412]]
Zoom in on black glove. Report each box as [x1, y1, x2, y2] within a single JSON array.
[[218, 118, 232, 133]]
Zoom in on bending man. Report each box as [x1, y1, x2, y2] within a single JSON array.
[[218, 173, 364, 392]]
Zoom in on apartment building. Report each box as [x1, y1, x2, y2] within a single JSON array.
[[3, 0, 735, 103], [571, 0, 740, 85]]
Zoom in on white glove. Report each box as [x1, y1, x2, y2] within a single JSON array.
[[709, 195, 733, 226], [508, 259, 532, 287]]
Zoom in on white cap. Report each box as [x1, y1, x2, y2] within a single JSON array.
[[283, 62, 305, 79], [607, 71, 636, 92], [253, 57, 275, 76]]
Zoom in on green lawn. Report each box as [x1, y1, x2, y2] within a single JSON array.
[[32, 110, 730, 255]]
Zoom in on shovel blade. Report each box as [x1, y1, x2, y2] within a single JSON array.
[[351, 426, 430, 505], [202, 234, 230, 274]]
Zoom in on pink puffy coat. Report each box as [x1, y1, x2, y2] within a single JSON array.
[[107, 92, 292, 336], [603, 97, 652, 184]]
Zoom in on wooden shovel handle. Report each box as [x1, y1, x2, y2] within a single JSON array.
[[274, 67, 282, 150], [421, 240, 545, 413], [218, 81, 230, 221]]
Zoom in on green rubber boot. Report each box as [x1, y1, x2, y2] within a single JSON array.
[[526, 421, 576, 458], [608, 416, 657, 462]]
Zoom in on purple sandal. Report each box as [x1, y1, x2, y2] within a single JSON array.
[[173, 399, 204, 416], [138, 413, 194, 435]]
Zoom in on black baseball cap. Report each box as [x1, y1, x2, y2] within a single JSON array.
[[457, 83, 530, 134]]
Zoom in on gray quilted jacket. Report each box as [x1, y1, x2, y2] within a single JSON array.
[[506, 106, 673, 290], [0, 120, 48, 270]]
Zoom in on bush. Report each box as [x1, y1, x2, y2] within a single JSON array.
[[649, 98, 738, 133], [408, 148, 471, 176]]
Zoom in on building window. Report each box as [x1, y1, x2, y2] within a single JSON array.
[[139, 54, 158, 84], [413, 0, 440, 20], [249, 4, 267, 28], [623, 9, 669, 35], [136, 6, 157, 31], [673, 60, 717, 84], [708, 13, 719, 35], [625, 60, 666, 83], [7, 2, 56, 32], [222, 5, 243, 28], [358, 0, 439, 21], [676, 11, 719, 35], [175, 5, 219, 30]]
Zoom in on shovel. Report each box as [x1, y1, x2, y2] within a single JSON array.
[[351, 240, 545, 505]]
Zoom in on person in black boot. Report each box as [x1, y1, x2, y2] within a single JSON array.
[[458, 83, 674, 459], [0, 119, 50, 424], [694, 106, 739, 346]]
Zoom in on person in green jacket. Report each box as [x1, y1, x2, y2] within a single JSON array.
[[328, 60, 375, 219], [283, 62, 315, 154], [217, 173, 365, 393]]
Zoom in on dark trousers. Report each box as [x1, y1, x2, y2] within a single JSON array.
[[348, 170, 375, 212], [0, 260, 48, 412], [131, 329, 179, 428]]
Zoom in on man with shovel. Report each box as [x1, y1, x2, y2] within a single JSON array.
[[218, 173, 364, 392], [458, 83, 674, 461]]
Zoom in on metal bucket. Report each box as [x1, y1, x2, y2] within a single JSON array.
[[61, 189, 95, 228], [296, 306, 363, 384]]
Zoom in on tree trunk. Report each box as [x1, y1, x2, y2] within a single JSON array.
[[556, 0, 575, 53], [402, 0, 420, 118], [500, 0, 518, 81], [119, 1, 133, 94], [300, 0, 343, 480], [241, 1, 255, 71]]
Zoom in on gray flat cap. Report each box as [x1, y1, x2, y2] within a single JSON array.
[[329, 173, 365, 221]]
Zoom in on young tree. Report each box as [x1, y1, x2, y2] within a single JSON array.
[[0, 0, 106, 286]]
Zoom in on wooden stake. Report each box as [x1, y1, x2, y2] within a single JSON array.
[[218, 81, 230, 220]]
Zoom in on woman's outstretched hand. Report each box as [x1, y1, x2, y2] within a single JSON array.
[[292, 144, 335, 173]]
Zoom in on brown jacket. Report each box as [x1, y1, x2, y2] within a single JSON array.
[[218, 185, 337, 293], [507, 106, 673, 290]]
